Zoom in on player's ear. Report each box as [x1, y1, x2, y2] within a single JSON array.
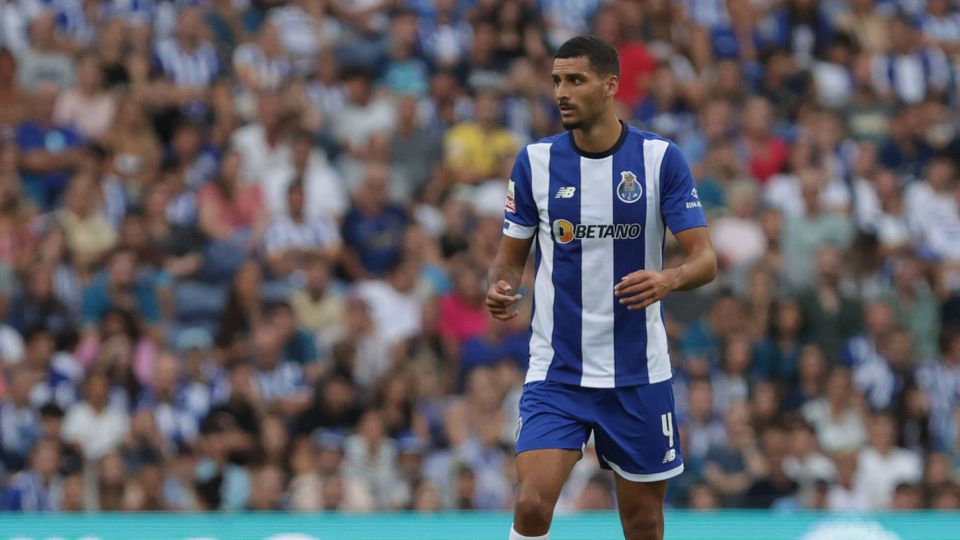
[[606, 74, 619, 99]]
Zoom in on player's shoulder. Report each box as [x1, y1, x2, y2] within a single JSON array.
[[529, 131, 568, 147], [625, 125, 676, 148], [626, 126, 686, 164], [514, 132, 567, 162]]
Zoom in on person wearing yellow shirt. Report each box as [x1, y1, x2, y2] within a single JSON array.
[[444, 90, 518, 185]]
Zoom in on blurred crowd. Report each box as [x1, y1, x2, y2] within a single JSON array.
[[0, 0, 959, 514]]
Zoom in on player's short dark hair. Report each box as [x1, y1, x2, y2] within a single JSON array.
[[555, 35, 620, 77]]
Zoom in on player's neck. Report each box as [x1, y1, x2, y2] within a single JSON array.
[[571, 112, 623, 156]]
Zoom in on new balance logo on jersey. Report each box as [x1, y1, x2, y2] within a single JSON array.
[[662, 449, 676, 464], [552, 219, 642, 244], [555, 186, 576, 198]]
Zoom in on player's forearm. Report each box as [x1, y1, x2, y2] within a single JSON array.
[[489, 236, 533, 290], [665, 244, 717, 292], [487, 259, 525, 291]]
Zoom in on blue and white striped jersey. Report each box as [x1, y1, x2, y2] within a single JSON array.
[[503, 124, 707, 388]]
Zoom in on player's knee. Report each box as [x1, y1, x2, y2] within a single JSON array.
[[514, 491, 553, 531], [621, 503, 664, 540]]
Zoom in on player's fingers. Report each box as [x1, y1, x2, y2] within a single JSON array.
[[491, 310, 519, 321], [487, 291, 522, 304], [626, 292, 664, 310], [614, 281, 655, 297], [494, 280, 514, 293], [615, 273, 652, 291], [619, 290, 658, 306]]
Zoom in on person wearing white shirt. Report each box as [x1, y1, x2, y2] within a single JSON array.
[[268, 0, 341, 74], [352, 256, 423, 347], [61, 372, 130, 461], [826, 451, 871, 511], [904, 157, 960, 260], [802, 367, 867, 453], [232, 21, 292, 93], [710, 180, 766, 270], [0, 1, 29, 53], [853, 413, 922, 509], [230, 93, 292, 185], [263, 181, 341, 278], [263, 130, 347, 223]]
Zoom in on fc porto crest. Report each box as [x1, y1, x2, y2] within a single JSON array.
[[617, 171, 642, 204]]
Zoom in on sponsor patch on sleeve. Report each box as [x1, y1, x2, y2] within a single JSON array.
[[505, 179, 517, 213]]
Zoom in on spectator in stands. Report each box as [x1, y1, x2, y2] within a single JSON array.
[[55, 174, 117, 275], [871, 13, 951, 105], [2, 437, 62, 510], [152, 6, 220, 111], [231, 92, 292, 186], [855, 412, 923, 509], [62, 371, 130, 461], [80, 250, 161, 330], [340, 162, 407, 279], [803, 366, 867, 452], [702, 401, 764, 507], [17, 12, 74, 91], [264, 129, 346, 223], [263, 181, 340, 280], [444, 89, 516, 186], [100, 98, 161, 206], [15, 81, 84, 209], [53, 52, 116, 141], [198, 149, 266, 280]]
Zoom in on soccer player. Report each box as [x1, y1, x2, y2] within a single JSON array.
[[486, 36, 717, 540]]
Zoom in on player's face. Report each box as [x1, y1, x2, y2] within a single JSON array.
[[552, 56, 617, 130]]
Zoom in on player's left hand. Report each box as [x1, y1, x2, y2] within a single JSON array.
[[614, 269, 678, 311]]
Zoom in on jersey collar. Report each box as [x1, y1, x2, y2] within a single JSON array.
[[568, 120, 628, 159]]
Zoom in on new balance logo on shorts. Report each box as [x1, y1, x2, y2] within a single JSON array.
[[555, 186, 576, 198], [662, 449, 676, 463]]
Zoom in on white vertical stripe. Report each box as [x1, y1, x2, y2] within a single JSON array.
[[525, 143, 554, 383], [643, 139, 672, 384], [579, 156, 616, 388]]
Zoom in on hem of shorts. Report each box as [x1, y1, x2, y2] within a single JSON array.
[[515, 441, 584, 456], [601, 456, 684, 482]]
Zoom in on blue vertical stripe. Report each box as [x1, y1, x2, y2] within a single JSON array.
[[547, 139, 582, 384], [612, 133, 649, 385]]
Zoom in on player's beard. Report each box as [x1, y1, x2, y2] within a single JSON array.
[[561, 118, 582, 130]]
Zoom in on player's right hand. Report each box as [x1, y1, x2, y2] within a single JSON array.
[[486, 280, 522, 321]]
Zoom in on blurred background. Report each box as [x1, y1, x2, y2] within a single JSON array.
[[0, 0, 957, 519]]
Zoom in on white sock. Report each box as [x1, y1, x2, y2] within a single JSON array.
[[509, 526, 549, 540]]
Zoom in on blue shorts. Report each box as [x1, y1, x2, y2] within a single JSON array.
[[515, 379, 684, 482]]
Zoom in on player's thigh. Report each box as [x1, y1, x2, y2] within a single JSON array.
[[592, 380, 683, 481], [515, 381, 594, 502], [516, 448, 582, 505]]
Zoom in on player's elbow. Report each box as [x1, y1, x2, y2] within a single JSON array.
[[705, 246, 718, 284], [698, 245, 718, 287]]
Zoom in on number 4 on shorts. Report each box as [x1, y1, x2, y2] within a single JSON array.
[[661, 412, 674, 448]]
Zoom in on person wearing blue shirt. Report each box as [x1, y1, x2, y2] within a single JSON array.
[[341, 163, 408, 279], [80, 249, 161, 328], [15, 82, 84, 209], [487, 36, 717, 540], [2, 438, 62, 511]]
